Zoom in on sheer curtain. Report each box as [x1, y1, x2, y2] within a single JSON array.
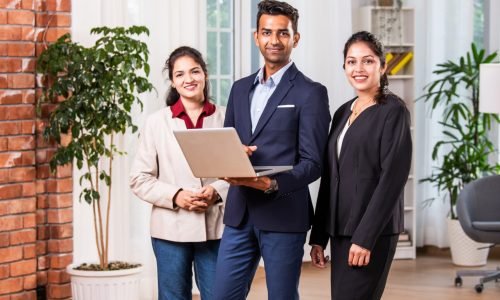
[[412, 0, 474, 247]]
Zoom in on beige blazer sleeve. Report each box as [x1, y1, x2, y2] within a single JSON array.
[[129, 114, 180, 210]]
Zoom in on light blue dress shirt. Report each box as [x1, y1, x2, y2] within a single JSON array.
[[250, 61, 293, 133]]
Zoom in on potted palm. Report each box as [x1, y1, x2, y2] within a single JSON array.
[[420, 43, 499, 266], [37, 26, 154, 298]]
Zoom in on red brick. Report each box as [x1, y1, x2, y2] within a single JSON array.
[[0, 105, 35, 120], [48, 193, 71, 208], [55, 164, 71, 178], [37, 225, 49, 240], [47, 238, 71, 253], [10, 229, 36, 245], [47, 269, 70, 284], [8, 42, 35, 56], [0, 1, 22, 9], [0, 90, 22, 104], [0, 277, 23, 294], [37, 192, 48, 207], [0, 169, 7, 184], [49, 223, 71, 238], [21, 119, 35, 132], [0, 11, 6, 23], [20, 26, 34, 41], [36, 270, 47, 286], [7, 10, 34, 25], [23, 243, 35, 258], [46, 178, 72, 193], [0, 245, 23, 263], [47, 283, 71, 299], [36, 208, 46, 223], [35, 27, 69, 42], [36, 240, 46, 256], [22, 0, 33, 9], [22, 212, 35, 227], [23, 273, 36, 289], [0, 183, 22, 200], [49, 253, 72, 269], [35, 148, 56, 164], [8, 73, 35, 88], [37, 254, 47, 270], [0, 197, 36, 215], [0, 121, 21, 134], [36, 12, 70, 27], [37, 164, 50, 179], [0, 232, 9, 247], [11, 290, 37, 300], [10, 258, 36, 276], [0, 264, 8, 279], [36, 0, 71, 12], [22, 58, 35, 72], [0, 215, 23, 231], [7, 135, 35, 150], [0, 57, 22, 72], [9, 166, 36, 182], [47, 207, 72, 223], [0, 75, 7, 88], [0, 25, 22, 40], [0, 151, 35, 167]]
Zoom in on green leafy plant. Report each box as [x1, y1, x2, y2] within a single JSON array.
[[420, 43, 500, 219], [37, 26, 154, 269]]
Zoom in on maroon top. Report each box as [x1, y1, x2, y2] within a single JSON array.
[[170, 99, 216, 129]]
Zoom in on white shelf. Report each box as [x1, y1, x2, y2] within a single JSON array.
[[355, 6, 416, 260]]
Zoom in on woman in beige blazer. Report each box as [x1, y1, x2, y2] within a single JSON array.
[[129, 46, 228, 300]]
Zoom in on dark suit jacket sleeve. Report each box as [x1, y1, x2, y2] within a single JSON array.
[[223, 86, 235, 128], [351, 104, 412, 250], [274, 84, 331, 196]]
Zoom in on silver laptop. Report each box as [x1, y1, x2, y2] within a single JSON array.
[[173, 127, 292, 178]]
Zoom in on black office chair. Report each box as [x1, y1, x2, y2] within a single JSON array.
[[454, 175, 500, 293]]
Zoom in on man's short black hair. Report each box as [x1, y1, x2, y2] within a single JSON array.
[[256, 0, 299, 33]]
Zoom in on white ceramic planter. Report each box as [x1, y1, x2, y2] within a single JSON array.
[[447, 219, 490, 266], [66, 264, 143, 300]]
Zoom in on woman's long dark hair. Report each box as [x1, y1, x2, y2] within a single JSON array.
[[343, 31, 388, 104], [164, 46, 209, 106]]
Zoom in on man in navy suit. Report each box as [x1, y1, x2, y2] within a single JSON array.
[[213, 1, 331, 299]]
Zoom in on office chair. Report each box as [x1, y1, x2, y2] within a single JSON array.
[[454, 175, 500, 293]]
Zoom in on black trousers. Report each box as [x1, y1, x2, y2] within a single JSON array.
[[330, 235, 398, 300]]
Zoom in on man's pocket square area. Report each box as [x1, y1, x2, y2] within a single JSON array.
[[277, 104, 295, 108]]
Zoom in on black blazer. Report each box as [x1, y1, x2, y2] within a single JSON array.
[[310, 94, 412, 250], [223, 63, 331, 232]]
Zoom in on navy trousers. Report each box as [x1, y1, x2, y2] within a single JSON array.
[[213, 222, 306, 300]]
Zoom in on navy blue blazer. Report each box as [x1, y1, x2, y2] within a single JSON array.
[[223, 63, 331, 233]]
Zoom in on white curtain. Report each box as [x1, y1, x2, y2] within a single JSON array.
[[412, 0, 474, 247]]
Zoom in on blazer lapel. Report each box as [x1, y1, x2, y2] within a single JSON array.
[[329, 102, 352, 173], [250, 64, 298, 143]]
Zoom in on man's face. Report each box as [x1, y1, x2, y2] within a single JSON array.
[[254, 14, 299, 67]]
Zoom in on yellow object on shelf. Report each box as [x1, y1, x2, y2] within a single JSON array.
[[390, 51, 413, 75], [386, 52, 394, 64]]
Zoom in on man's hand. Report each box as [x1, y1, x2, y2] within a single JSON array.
[[224, 176, 272, 191], [310, 245, 329, 268], [243, 145, 257, 156], [348, 243, 371, 267], [174, 190, 208, 213]]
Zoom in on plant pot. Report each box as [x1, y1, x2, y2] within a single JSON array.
[[447, 219, 490, 266], [66, 264, 143, 300]]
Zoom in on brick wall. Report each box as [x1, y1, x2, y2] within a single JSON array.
[[0, 0, 72, 299]]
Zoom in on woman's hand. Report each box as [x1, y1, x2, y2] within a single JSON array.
[[174, 190, 208, 213], [348, 243, 371, 267], [310, 245, 330, 269], [196, 185, 220, 206]]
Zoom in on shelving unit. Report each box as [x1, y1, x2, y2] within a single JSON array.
[[355, 5, 416, 259]]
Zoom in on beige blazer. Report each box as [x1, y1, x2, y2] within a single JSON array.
[[129, 105, 228, 242]]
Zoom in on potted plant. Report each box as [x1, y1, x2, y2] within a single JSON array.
[[420, 43, 499, 266], [37, 26, 154, 299]]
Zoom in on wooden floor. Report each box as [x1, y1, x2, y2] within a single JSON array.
[[196, 254, 500, 299]]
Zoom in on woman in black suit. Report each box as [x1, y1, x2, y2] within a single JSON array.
[[309, 31, 412, 300]]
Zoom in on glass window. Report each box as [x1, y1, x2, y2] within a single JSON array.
[[473, 0, 484, 49], [206, 0, 234, 106]]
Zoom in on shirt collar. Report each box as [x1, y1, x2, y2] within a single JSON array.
[[170, 98, 215, 118], [253, 60, 294, 86]]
